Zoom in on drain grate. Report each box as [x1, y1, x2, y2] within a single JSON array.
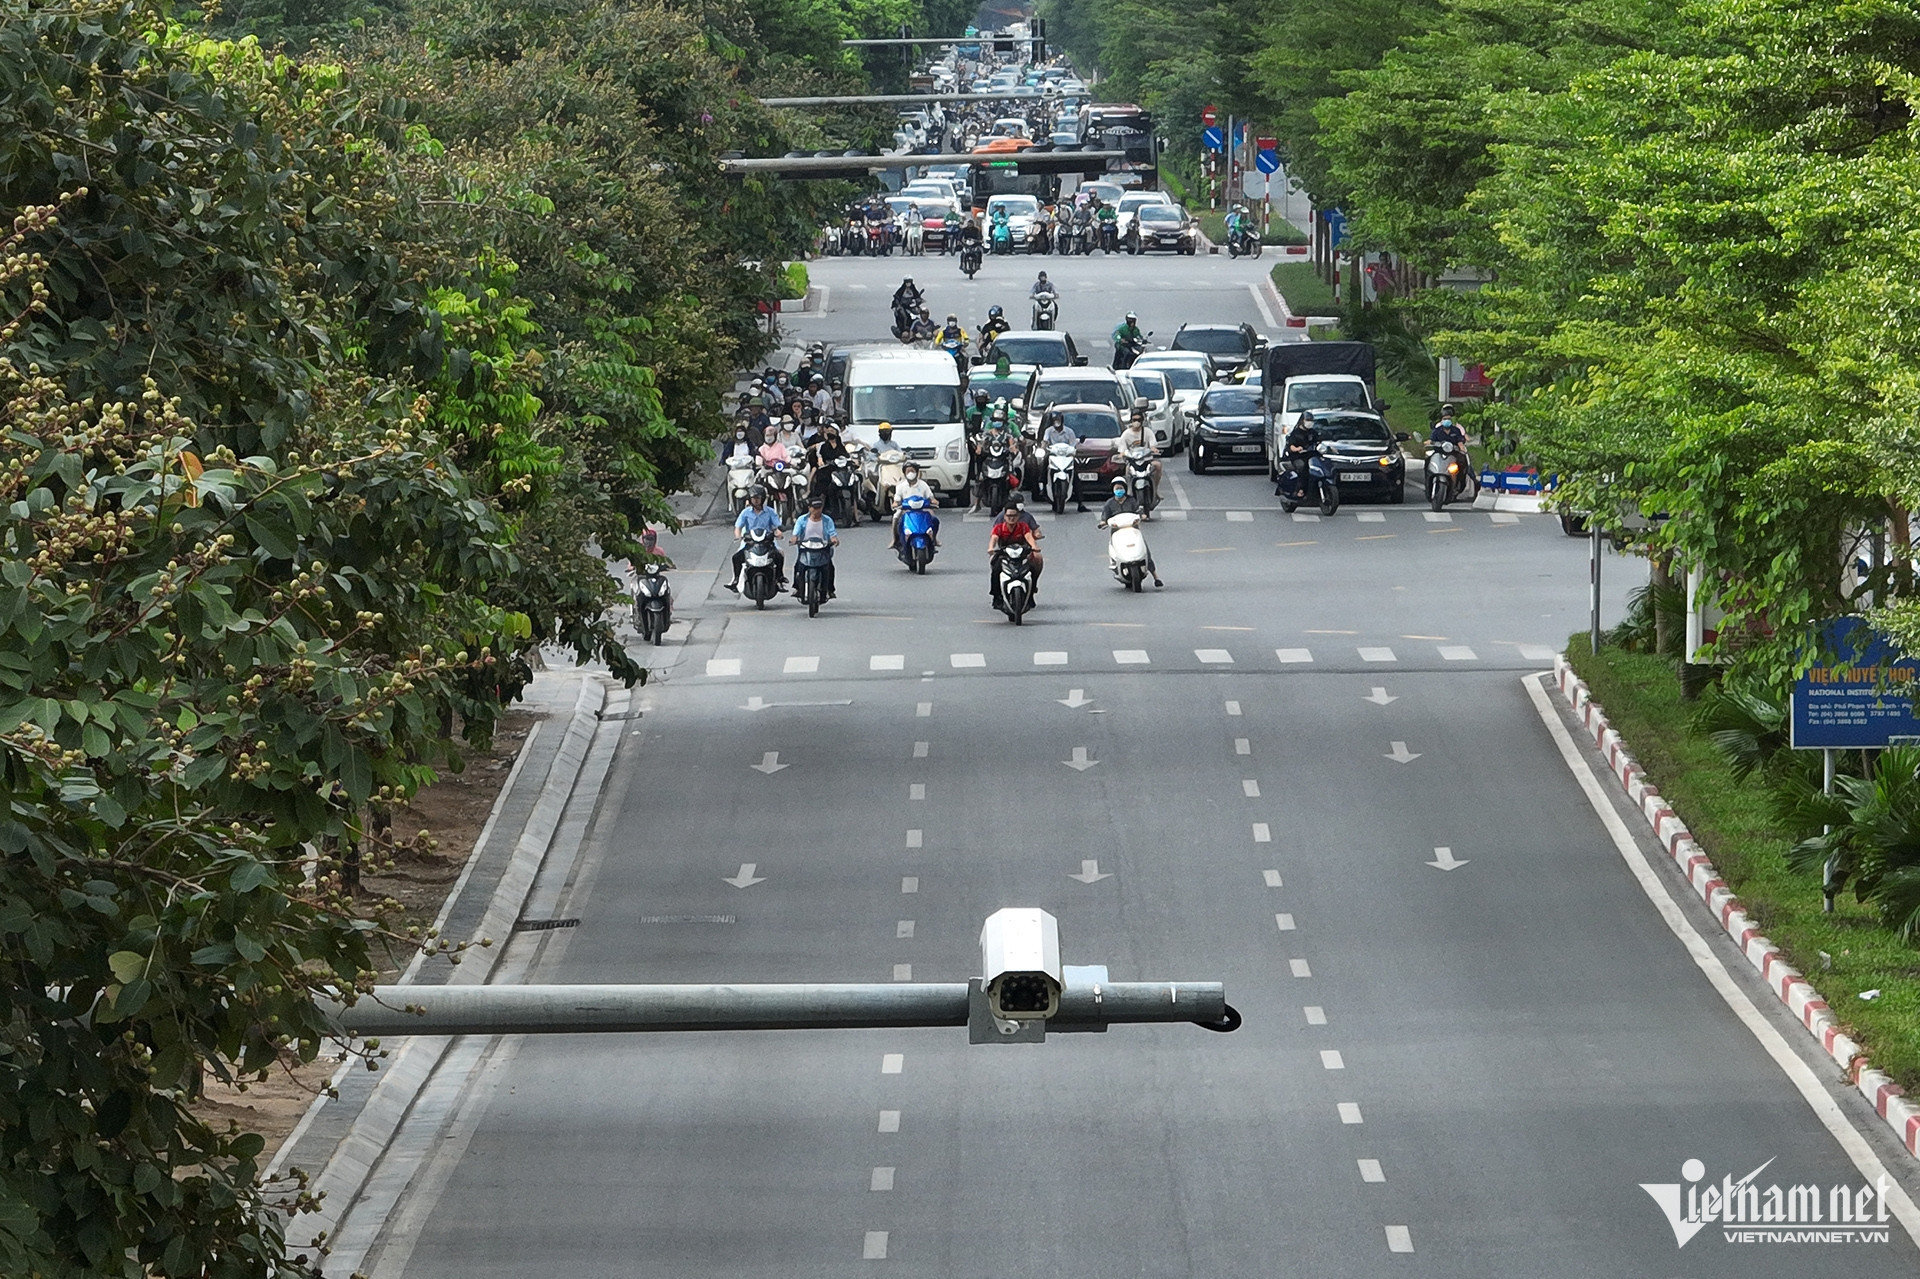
[[639, 914, 737, 925], [513, 917, 581, 932]]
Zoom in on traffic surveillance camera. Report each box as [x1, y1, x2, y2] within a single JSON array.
[[979, 907, 1062, 1021]]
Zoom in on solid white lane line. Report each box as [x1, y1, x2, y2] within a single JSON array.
[[871, 654, 904, 670], [870, 1167, 896, 1191], [1113, 649, 1150, 664], [1291, 959, 1312, 977], [909, 783, 925, 800], [900, 877, 918, 894], [1248, 280, 1280, 329], [1274, 912, 1295, 930], [905, 829, 922, 848], [1275, 647, 1313, 663], [1254, 823, 1272, 842], [950, 652, 985, 668], [891, 964, 912, 981], [1320, 1049, 1345, 1069], [1304, 1006, 1327, 1025], [1242, 779, 1260, 797], [1338, 1102, 1364, 1124], [1525, 673, 1920, 1243], [1263, 869, 1282, 887], [1385, 1225, 1413, 1253], [877, 1111, 901, 1133], [916, 701, 931, 716], [705, 658, 741, 677], [1358, 1158, 1385, 1183], [1358, 646, 1398, 662], [1034, 650, 1068, 665], [897, 920, 914, 938], [1195, 648, 1234, 663], [1438, 645, 1478, 661], [1225, 700, 1242, 715], [864, 1230, 889, 1259], [784, 655, 820, 674], [1234, 737, 1251, 754], [881, 1053, 904, 1074]]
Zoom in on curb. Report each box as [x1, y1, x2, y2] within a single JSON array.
[[291, 674, 614, 1261], [1550, 655, 1920, 1161]]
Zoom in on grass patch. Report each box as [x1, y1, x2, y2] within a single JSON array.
[[1195, 211, 1308, 246], [1269, 261, 1338, 316], [1373, 370, 1432, 438], [1568, 644, 1920, 1090]]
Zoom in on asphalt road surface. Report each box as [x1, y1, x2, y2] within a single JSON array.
[[356, 252, 1920, 1278]]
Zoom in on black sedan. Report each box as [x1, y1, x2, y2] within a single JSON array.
[[1272, 410, 1409, 502], [1188, 385, 1270, 473], [1170, 322, 1267, 380]]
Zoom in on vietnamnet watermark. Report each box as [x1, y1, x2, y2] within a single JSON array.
[[1642, 1158, 1893, 1246]]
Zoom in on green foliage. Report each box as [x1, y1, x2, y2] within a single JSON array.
[[781, 261, 811, 301], [1787, 748, 1920, 940]]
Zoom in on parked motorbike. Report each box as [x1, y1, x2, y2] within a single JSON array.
[[1276, 450, 1342, 516], [794, 537, 833, 618], [995, 542, 1036, 624], [1031, 290, 1058, 330], [1045, 442, 1076, 515], [1426, 440, 1467, 512], [1105, 511, 1150, 592], [978, 435, 1015, 514], [1124, 446, 1157, 516], [726, 455, 757, 516], [740, 527, 781, 609], [896, 493, 938, 574], [960, 241, 983, 277], [826, 455, 861, 526], [631, 561, 672, 644]]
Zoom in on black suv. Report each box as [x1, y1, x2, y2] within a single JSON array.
[[1170, 322, 1267, 379]]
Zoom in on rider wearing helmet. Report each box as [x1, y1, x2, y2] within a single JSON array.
[[1111, 312, 1145, 369], [979, 304, 1010, 355], [729, 485, 786, 592], [1030, 270, 1054, 298], [891, 277, 923, 312], [890, 461, 940, 551], [988, 496, 1044, 608], [1428, 402, 1475, 499], [1099, 478, 1162, 588]]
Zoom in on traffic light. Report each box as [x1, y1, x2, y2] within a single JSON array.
[[1031, 17, 1047, 64]]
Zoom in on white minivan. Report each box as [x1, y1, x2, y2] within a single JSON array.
[[843, 349, 970, 504]]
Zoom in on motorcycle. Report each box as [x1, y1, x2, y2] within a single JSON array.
[[892, 301, 918, 341], [785, 457, 812, 518], [1027, 219, 1052, 254], [871, 447, 907, 520], [1105, 510, 1151, 592], [794, 537, 833, 618], [1426, 440, 1468, 511], [960, 241, 983, 278], [1099, 219, 1118, 254], [826, 455, 861, 526], [1045, 442, 1077, 515], [1113, 332, 1150, 371], [866, 220, 890, 256], [904, 218, 925, 256], [726, 455, 757, 516], [1070, 218, 1093, 255], [740, 527, 781, 609], [995, 542, 1036, 624], [990, 217, 1013, 255], [978, 434, 1015, 514], [1226, 225, 1262, 259], [897, 493, 938, 574], [1031, 290, 1058, 330], [631, 561, 672, 645], [760, 460, 796, 520], [1276, 450, 1341, 517], [1124, 446, 1157, 516], [845, 216, 866, 255], [938, 331, 968, 376]]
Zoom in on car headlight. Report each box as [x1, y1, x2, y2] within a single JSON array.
[[947, 441, 964, 462]]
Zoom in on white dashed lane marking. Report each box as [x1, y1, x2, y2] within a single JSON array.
[[1438, 645, 1478, 661], [1196, 648, 1234, 663], [1263, 870, 1283, 887], [1276, 648, 1313, 663], [1320, 1050, 1345, 1069], [1254, 824, 1272, 843], [916, 702, 932, 716], [896, 920, 914, 937], [1357, 647, 1398, 663], [783, 655, 819, 674], [1034, 650, 1068, 665], [871, 654, 904, 670], [1358, 1159, 1385, 1183], [1304, 1006, 1327, 1025], [1338, 1103, 1364, 1124], [905, 830, 922, 848], [1291, 959, 1312, 977], [900, 877, 918, 894], [870, 1168, 895, 1191], [881, 1054, 903, 1074], [950, 652, 985, 668], [877, 1111, 901, 1133], [1225, 700, 1242, 715], [891, 964, 912, 981], [1274, 912, 1295, 930], [864, 1230, 889, 1259], [1113, 649, 1150, 664], [908, 783, 924, 800], [1356, 511, 1385, 523], [913, 741, 928, 757], [1385, 1226, 1413, 1253], [1235, 738, 1251, 754], [706, 658, 741, 677], [1225, 510, 1253, 522], [1423, 511, 1452, 523], [1242, 779, 1261, 797]]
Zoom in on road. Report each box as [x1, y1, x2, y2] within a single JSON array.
[[347, 251, 1920, 1278]]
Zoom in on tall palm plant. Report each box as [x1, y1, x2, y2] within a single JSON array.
[[1785, 746, 1920, 939]]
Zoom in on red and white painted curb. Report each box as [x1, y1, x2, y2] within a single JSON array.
[[1552, 656, 1920, 1160]]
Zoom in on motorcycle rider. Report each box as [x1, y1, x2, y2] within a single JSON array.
[[1030, 270, 1056, 302], [1226, 203, 1250, 248], [1096, 197, 1119, 250], [1429, 402, 1475, 499], [937, 313, 969, 374], [1039, 410, 1087, 512], [1111, 312, 1145, 370], [1280, 409, 1322, 495], [988, 497, 1044, 608], [727, 485, 786, 592], [978, 304, 1011, 355], [1117, 407, 1164, 502], [989, 203, 1011, 251], [719, 424, 755, 466], [909, 306, 937, 343], [1070, 198, 1094, 252], [891, 277, 923, 336], [975, 407, 1022, 512], [889, 461, 940, 551], [957, 216, 984, 255], [757, 424, 792, 470], [790, 494, 840, 599], [808, 423, 852, 499], [1099, 479, 1163, 588], [809, 374, 833, 423]]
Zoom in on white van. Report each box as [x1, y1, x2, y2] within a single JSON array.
[[843, 349, 969, 504]]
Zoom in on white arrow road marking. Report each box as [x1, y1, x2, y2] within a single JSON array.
[[1385, 741, 1421, 763], [1057, 688, 1093, 708], [723, 863, 766, 888], [1363, 687, 1398, 705], [750, 751, 788, 774], [1427, 846, 1469, 870], [1063, 747, 1099, 771], [1068, 859, 1112, 883]]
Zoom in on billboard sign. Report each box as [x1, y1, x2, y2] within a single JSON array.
[[1790, 618, 1920, 749]]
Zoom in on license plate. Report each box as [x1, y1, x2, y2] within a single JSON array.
[[1078, 471, 1099, 481], [1232, 444, 1260, 454], [1341, 471, 1373, 482]]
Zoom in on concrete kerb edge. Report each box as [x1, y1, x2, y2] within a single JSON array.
[[1549, 655, 1920, 1161], [294, 674, 613, 1254]]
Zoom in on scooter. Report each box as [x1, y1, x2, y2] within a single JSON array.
[[794, 537, 833, 618], [872, 447, 907, 518], [1105, 511, 1150, 592], [1124, 446, 1157, 517], [1113, 332, 1150, 371], [760, 460, 796, 520], [1426, 441, 1468, 511], [726, 455, 757, 516], [740, 527, 781, 609], [1045, 442, 1077, 515], [960, 241, 983, 277], [1031, 290, 1058, 330], [1227, 225, 1262, 258], [785, 458, 812, 519], [978, 435, 1015, 514], [892, 301, 917, 342], [990, 216, 1012, 255], [826, 455, 861, 526], [631, 561, 672, 644], [1276, 450, 1341, 516], [995, 543, 1036, 624], [1099, 220, 1119, 254], [897, 494, 938, 574], [1028, 219, 1052, 254]]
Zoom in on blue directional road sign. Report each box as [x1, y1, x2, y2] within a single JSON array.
[[1202, 126, 1224, 152], [1791, 618, 1920, 749], [1326, 208, 1347, 248], [1255, 149, 1280, 174]]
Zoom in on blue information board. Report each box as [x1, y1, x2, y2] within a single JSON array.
[[1790, 618, 1920, 749]]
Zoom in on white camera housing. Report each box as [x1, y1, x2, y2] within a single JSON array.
[[979, 907, 1062, 1021]]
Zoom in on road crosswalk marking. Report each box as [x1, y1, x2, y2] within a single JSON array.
[[700, 643, 1569, 677]]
